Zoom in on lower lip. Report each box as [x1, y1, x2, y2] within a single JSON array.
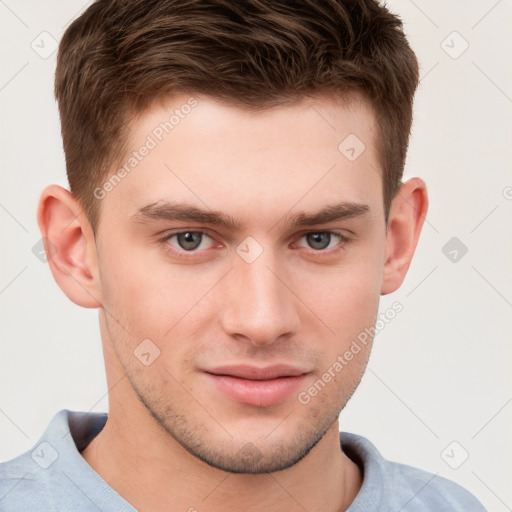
[[205, 373, 309, 407]]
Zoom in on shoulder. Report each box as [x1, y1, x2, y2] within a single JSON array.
[[388, 460, 487, 511], [0, 451, 55, 511], [0, 409, 107, 511], [340, 432, 487, 512]]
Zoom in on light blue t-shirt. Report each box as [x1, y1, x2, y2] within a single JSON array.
[[0, 409, 487, 511]]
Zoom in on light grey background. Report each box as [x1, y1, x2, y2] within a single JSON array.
[[1, 1, 510, 510]]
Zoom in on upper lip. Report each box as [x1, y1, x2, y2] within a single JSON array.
[[204, 364, 309, 381]]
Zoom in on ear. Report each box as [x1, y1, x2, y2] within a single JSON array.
[[381, 177, 428, 295], [36, 184, 102, 308]]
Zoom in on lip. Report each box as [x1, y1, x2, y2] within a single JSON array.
[[203, 364, 310, 407]]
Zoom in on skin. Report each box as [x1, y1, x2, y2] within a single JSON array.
[[37, 93, 427, 512]]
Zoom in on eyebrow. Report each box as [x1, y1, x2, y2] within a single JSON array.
[[130, 201, 370, 231]]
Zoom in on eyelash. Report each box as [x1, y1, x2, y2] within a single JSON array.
[[157, 229, 351, 260]]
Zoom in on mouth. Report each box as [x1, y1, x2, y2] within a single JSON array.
[[203, 364, 310, 407]]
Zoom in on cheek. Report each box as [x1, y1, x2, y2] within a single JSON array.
[[98, 231, 174, 308], [301, 253, 383, 337], [97, 246, 217, 369], [97, 247, 169, 344], [293, 253, 383, 387]]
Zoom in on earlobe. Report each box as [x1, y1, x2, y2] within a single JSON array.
[[37, 185, 102, 308], [381, 178, 428, 295]]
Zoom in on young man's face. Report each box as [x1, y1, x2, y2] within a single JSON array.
[[91, 93, 389, 472]]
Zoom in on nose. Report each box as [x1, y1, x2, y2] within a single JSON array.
[[220, 250, 301, 346]]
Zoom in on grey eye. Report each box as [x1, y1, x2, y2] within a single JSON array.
[[177, 232, 203, 250], [306, 232, 331, 250]]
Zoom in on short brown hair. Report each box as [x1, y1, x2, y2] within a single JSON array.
[[55, 0, 419, 232]]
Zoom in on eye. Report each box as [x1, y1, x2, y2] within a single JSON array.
[[297, 231, 349, 251], [163, 231, 216, 252]]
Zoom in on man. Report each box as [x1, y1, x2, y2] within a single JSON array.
[[0, 0, 487, 510]]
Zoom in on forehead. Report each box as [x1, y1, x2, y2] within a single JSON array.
[[99, 93, 383, 228]]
